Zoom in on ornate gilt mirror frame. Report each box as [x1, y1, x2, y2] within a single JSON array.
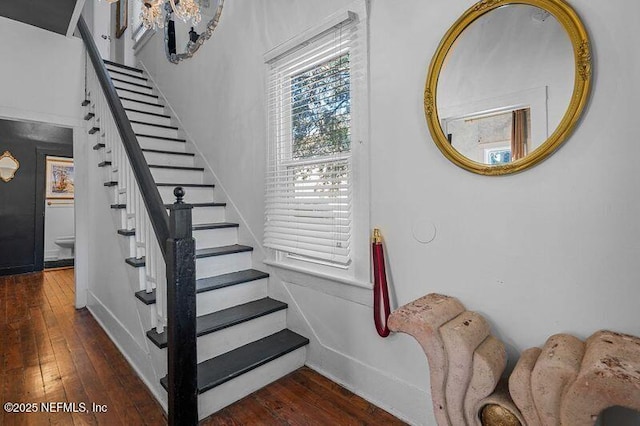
[[164, 0, 224, 64], [424, 0, 591, 175]]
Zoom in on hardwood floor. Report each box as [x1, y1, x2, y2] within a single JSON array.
[[0, 269, 405, 425]]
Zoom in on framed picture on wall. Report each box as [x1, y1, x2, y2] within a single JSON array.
[[116, 0, 128, 39], [46, 157, 74, 200]]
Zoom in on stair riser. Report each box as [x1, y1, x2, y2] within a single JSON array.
[[143, 151, 195, 168], [197, 311, 286, 363], [132, 123, 179, 139], [197, 348, 306, 420], [135, 277, 268, 330], [121, 99, 165, 114], [150, 168, 204, 185], [191, 206, 226, 224], [194, 227, 238, 250], [106, 64, 144, 79], [196, 252, 252, 280], [107, 71, 147, 85], [115, 81, 154, 95], [196, 278, 268, 316], [159, 186, 214, 204], [116, 89, 159, 104], [126, 111, 172, 126], [138, 137, 186, 153]]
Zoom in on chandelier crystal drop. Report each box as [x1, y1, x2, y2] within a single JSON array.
[[171, 0, 202, 26], [141, 0, 165, 29], [140, 0, 201, 30]]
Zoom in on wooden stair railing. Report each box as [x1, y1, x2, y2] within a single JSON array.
[[77, 17, 198, 425]]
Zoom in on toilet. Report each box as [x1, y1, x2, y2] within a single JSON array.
[[54, 235, 75, 257]]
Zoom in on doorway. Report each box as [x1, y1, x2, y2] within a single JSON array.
[[0, 119, 73, 276]]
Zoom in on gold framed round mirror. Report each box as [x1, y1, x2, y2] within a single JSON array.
[[424, 0, 591, 175]]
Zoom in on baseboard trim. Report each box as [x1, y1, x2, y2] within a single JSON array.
[[45, 258, 75, 269], [86, 291, 168, 412]]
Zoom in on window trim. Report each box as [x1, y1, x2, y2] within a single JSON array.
[[264, 0, 370, 284]]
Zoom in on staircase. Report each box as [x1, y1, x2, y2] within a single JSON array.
[[84, 59, 308, 420]]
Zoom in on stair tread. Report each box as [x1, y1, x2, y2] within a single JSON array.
[[197, 269, 269, 293], [146, 297, 287, 349], [126, 108, 170, 118], [84, 113, 95, 121], [193, 222, 239, 231], [135, 289, 156, 305], [121, 97, 166, 109], [125, 257, 145, 267], [116, 202, 227, 210], [196, 244, 253, 258], [115, 87, 159, 98], [111, 77, 153, 90], [104, 181, 118, 187], [142, 148, 195, 156], [136, 133, 186, 142], [119, 222, 239, 236], [88, 127, 100, 134], [134, 269, 269, 305], [126, 245, 252, 268], [98, 161, 111, 167], [130, 120, 178, 130], [156, 183, 214, 187], [117, 229, 135, 236], [93, 143, 105, 150], [160, 330, 309, 393], [103, 60, 143, 74], [107, 68, 148, 81], [148, 164, 204, 171]]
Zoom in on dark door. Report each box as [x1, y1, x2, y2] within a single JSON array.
[[0, 119, 72, 276]]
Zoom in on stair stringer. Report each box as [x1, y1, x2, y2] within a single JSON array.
[[84, 129, 167, 410]]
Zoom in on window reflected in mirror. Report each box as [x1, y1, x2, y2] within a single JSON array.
[[443, 108, 530, 165]]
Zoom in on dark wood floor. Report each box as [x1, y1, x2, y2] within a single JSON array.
[[0, 269, 405, 425]]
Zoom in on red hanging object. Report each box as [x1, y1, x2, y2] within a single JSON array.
[[372, 228, 391, 337]]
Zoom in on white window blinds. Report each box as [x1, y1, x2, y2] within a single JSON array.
[[265, 11, 364, 266]]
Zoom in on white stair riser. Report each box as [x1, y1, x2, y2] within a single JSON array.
[[121, 99, 165, 114], [107, 71, 148, 85], [117, 89, 159, 104], [126, 111, 172, 126], [196, 311, 286, 363], [114, 81, 154, 95], [138, 136, 186, 153], [196, 278, 268, 316], [135, 277, 268, 325], [143, 151, 195, 167], [194, 227, 238, 250], [150, 168, 204, 185], [132, 123, 179, 139], [106, 65, 144, 79], [197, 348, 306, 420], [196, 252, 252, 280], [191, 206, 227, 224], [159, 186, 214, 204]]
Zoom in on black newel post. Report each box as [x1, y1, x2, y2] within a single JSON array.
[[166, 187, 198, 425]]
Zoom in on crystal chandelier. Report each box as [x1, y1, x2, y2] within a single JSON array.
[[141, 0, 201, 30]]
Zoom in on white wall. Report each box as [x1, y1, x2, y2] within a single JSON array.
[[44, 202, 75, 260], [0, 16, 83, 127], [135, 1, 640, 424]]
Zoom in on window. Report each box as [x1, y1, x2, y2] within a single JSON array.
[[264, 4, 368, 276]]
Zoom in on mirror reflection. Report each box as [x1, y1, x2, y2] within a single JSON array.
[[165, 0, 223, 63], [437, 5, 574, 166]]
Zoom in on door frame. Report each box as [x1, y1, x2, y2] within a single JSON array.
[[34, 145, 74, 272]]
